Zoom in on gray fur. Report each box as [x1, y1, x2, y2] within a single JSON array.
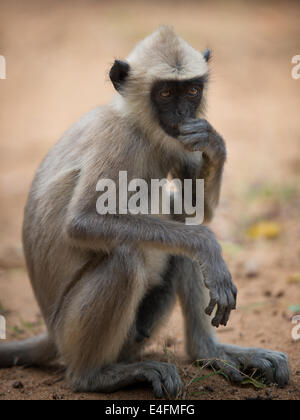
[[0, 26, 289, 396], [0, 333, 57, 367]]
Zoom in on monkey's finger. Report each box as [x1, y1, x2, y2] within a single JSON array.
[[180, 119, 210, 135], [178, 132, 208, 142], [272, 354, 289, 387], [211, 311, 223, 328], [211, 296, 229, 328], [178, 134, 209, 152], [231, 284, 238, 308], [220, 289, 237, 326], [259, 360, 276, 385], [265, 352, 288, 386], [148, 372, 164, 399], [152, 383, 164, 399], [220, 307, 232, 327], [221, 362, 244, 383], [161, 366, 182, 399], [205, 297, 217, 316]]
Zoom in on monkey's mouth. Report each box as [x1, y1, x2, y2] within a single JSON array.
[[165, 126, 180, 138], [158, 114, 185, 138], [159, 122, 180, 138]]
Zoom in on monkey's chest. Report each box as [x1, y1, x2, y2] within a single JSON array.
[[142, 248, 170, 288]]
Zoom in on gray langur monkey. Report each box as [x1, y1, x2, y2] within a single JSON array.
[[0, 26, 289, 398]]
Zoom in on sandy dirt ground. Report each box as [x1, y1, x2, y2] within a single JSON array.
[[0, 0, 300, 400]]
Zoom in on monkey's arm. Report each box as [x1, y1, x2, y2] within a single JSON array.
[[178, 119, 226, 223], [64, 170, 236, 328]]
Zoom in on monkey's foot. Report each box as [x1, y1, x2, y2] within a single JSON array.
[[136, 361, 182, 399], [69, 360, 181, 398], [196, 344, 289, 387]]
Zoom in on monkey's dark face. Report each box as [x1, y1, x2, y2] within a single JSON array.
[[150, 77, 206, 137], [109, 60, 209, 139]]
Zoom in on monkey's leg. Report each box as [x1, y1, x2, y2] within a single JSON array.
[[135, 256, 178, 343], [177, 257, 290, 387], [56, 245, 181, 398], [0, 333, 57, 367], [116, 256, 179, 365]]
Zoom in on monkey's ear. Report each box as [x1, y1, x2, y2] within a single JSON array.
[[202, 48, 211, 62], [109, 60, 130, 92]]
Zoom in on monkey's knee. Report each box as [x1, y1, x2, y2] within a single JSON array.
[[57, 251, 147, 374]]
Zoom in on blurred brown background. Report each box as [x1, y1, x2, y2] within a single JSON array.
[[0, 0, 300, 400]]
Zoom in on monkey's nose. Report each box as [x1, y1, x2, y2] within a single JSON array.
[[175, 110, 185, 119]]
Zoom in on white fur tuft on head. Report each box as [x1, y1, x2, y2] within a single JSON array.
[[126, 25, 208, 82]]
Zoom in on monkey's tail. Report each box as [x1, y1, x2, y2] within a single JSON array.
[[0, 333, 57, 368]]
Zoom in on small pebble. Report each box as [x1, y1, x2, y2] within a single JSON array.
[[12, 381, 24, 389], [204, 385, 214, 393], [52, 393, 64, 400], [243, 260, 259, 278]]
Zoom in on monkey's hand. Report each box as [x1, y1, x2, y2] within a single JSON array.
[[200, 255, 237, 328], [178, 118, 226, 164]]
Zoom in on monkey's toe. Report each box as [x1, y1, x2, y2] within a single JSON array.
[[139, 361, 181, 399], [195, 344, 289, 388], [218, 345, 290, 387], [252, 350, 289, 387]]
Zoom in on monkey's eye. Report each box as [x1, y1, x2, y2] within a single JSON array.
[[187, 87, 199, 96], [160, 89, 173, 98]]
